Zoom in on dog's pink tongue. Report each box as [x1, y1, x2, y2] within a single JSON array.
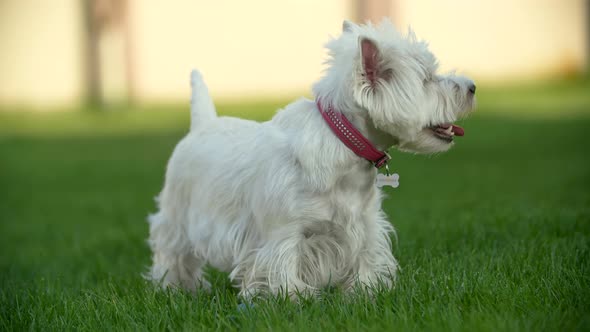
[[452, 125, 464, 136]]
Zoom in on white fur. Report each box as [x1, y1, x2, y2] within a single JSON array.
[[147, 19, 475, 299]]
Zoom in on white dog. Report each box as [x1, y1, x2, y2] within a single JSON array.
[[147, 19, 475, 298]]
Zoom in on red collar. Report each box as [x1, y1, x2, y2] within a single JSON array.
[[317, 100, 390, 169]]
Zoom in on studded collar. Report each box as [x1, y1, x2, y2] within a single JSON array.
[[316, 100, 390, 169]]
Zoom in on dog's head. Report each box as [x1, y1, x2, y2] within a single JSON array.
[[313, 19, 476, 154]]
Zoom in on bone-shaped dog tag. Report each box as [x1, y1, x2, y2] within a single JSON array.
[[376, 173, 399, 188]]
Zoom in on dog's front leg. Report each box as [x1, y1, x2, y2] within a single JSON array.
[[353, 214, 398, 292]]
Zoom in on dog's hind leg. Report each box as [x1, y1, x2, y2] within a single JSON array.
[[150, 251, 210, 292], [233, 230, 321, 300], [190, 69, 217, 131], [147, 211, 210, 291]]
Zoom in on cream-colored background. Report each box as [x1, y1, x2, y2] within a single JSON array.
[[0, 0, 587, 108]]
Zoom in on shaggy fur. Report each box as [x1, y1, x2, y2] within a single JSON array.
[[147, 19, 475, 298]]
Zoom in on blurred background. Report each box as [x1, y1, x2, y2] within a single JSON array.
[[0, 0, 587, 109]]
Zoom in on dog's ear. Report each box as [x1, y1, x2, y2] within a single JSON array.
[[359, 37, 389, 86], [342, 20, 355, 32]]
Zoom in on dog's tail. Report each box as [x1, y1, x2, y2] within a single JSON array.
[[190, 69, 217, 131]]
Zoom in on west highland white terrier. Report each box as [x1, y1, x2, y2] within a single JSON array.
[[147, 19, 476, 298]]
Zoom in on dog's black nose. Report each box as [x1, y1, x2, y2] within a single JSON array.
[[468, 84, 476, 94]]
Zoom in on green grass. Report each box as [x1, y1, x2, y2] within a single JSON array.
[[1, 79, 590, 331]]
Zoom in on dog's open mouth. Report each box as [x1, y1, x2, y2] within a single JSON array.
[[428, 123, 464, 142]]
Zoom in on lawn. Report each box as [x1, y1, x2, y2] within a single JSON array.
[[1, 79, 589, 331]]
